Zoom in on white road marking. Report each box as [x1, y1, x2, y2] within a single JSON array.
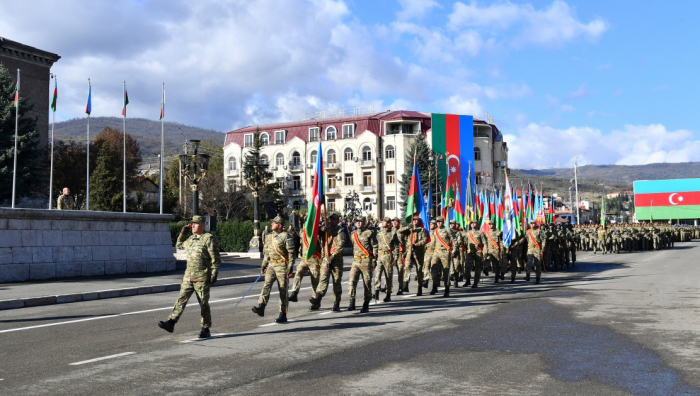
[[319, 311, 334, 315], [180, 334, 230, 343], [259, 320, 295, 327], [403, 294, 417, 298], [69, 352, 136, 366]]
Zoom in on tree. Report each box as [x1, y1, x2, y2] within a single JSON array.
[[38, 140, 88, 209], [243, 129, 280, 218], [399, 135, 434, 216], [0, 64, 40, 204]]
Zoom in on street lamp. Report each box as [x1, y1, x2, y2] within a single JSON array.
[[243, 152, 272, 257], [572, 147, 589, 226], [179, 140, 210, 216]]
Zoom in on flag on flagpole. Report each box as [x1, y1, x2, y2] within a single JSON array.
[[503, 173, 514, 247], [13, 74, 20, 107], [159, 90, 164, 120], [601, 197, 606, 228], [122, 89, 129, 116], [454, 182, 466, 228], [86, 82, 92, 115], [465, 169, 474, 224], [304, 141, 324, 259], [426, 182, 433, 221], [480, 192, 490, 233], [50, 78, 57, 112], [405, 158, 427, 224]]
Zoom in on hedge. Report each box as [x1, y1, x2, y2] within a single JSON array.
[[170, 220, 272, 252]]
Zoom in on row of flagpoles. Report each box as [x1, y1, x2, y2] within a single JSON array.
[[9, 68, 166, 213]]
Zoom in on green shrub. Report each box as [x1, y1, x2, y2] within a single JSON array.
[[169, 220, 271, 252]]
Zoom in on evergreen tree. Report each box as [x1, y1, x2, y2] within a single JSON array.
[[399, 135, 434, 217], [90, 144, 123, 211], [243, 129, 280, 218], [0, 64, 40, 203]]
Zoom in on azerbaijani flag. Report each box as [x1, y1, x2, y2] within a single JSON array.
[[86, 82, 92, 115], [600, 197, 606, 228], [405, 158, 427, 224], [634, 178, 700, 221], [303, 141, 324, 259], [50, 78, 57, 112], [159, 89, 164, 120], [13, 73, 19, 108], [122, 88, 129, 116], [480, 192, 490, 233], [454, 182, 466, 228], [548, 194, 555, 223], [503, 173, 515, 248]]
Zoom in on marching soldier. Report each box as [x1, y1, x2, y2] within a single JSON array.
[[484, 220, 504, 283], [347, 216, 377, 313], [398, 216, 429, 295], [392, 217, 407, 294], [448, 220, 464, 288], [309, 213, 346, 311], [288, 225, 321, 304], [159, 216, 221, 338], [465, 221, 487, 288], [430, 216, 456, 296], [526, 220, 545, 283], [422, 220, 437, 288], [252, 215, 295, 323], [374, 217, 399, 302], [56, 187, 75, 210], [503, 233, 522, 283]]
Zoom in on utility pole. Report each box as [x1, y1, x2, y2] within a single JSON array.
[[573, 147, 589, 226]]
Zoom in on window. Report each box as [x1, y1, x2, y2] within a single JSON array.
[[309, 127, 319, 142], [292, 151, 301, 166], [327, 198, 336, 211], [327, 175, 336, 188], [227, 179, 238, 192], [276, 153, 285, 166], [327, 149, 337, 163], [387, 196, 396, 211], [385, 145, 395, 159], [475, 176, 481, 185], [363, 171, 372, 186], [342, 124, 354, 138], [362, 146, 372, 161], [344, 173, 354, 186], [228, 156, 237, 171], [244, 134, 254, 147], [292, 176, 301, 190], [344, 148, 354, 161], [275, 130, 285, 144], [260, 154, 269, 164], [293, 200, 302, 210], [389, 123, 414, 134], [326, 126, 337, 140], [474, 147, 481, 161], [279, 181, 285, 190], [363, 198, 372, 211], [310, 150, 317, 164], [260, 133, 269, 146], [386, 171, 395, 184]]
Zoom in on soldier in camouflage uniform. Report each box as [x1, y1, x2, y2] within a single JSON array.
[[288, 225, 321, 304], [57, 187, 75, 210], [484, 220, 504, 283], [159, 216, 221, 338], [422, 220, 437, 288], [309, 214, 346, 311], [503, 232, 522, 283], [347, 216, 377, 313], [594, 225, 607, 254], [252, 215, 296, 323], [397, 216, 429, 295], [448, 220, 464, 288], [374, 217, 399, 302], [465, 221, 487, 288], [430, 216, 456, 296], [391, 217, 407, 294], [526, 221, 545, 283]]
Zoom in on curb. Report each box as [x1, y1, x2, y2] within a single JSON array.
[[0, 265, 352, 311]]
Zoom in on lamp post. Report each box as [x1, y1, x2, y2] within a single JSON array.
[[573, 147, 589, 226], [244, 154, 272, 257], [179, 140, 210, 216]]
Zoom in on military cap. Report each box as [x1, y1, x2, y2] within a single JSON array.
[[383, 217, 392, 223], [435, 216, 445, 222], [449, 219, 457, 224], [191, 215, 206, 224], [429, 219, 437, 224], [271, 215, 285, 224], [392, 217, 400, 222], [488, 219, 495, 225], [529, 219, 537, 224], [329, 213, 339, 220], [412, 215, 422, 220], [354, 216, 366, 222]]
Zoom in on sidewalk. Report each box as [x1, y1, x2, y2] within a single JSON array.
[[0, 255, 353, 311]]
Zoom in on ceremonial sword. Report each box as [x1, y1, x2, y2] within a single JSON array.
[[234, 273, 264, 308]]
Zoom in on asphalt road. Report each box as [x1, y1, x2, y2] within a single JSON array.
[[1, 243, 699, 395]]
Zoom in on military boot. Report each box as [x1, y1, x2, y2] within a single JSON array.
[[360, 300, 370, 313], [403, 284, 409, 293], [525, 274, 531, 282], [423, 280, 429, 288], [464, 273, 471, 287], [288, 290, 298, 303], [198, 327, 211, 338], [309, 295, 322, 309], [158, 319, 175, 333], [454, 278, 459, 288], [499, 272, 505, 280], [396, 288, 404, 295], [430, 283, 438, 295], [274, 312, 288, 323], [535, 275, 541, 284], [252, 304, 265, 317], [332, 301, 341, 311], [374, 290, 380, 301], [347, 298, 356, 311], [494, 275, 499, 283], [383, 293, 392, 302], [417, 286, 422, 297], [510, 275, 516, 283], [443, 286, 450, 297]]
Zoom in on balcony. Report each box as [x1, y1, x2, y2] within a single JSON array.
[[326, 187, 342, 195], [284, 189, 304, 196], [324, 162, 339, 170], [226, 169, 239, 177], [359, 184, 376, 193], [289, 164, 304, 172], [360, 159, 374, 168]]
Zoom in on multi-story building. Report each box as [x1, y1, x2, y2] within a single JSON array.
[[223, 109, 508, 219]]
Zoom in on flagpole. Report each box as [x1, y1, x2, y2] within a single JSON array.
[[11, 69, 20, 209], [122, 80, 127, 213], [86, 79, 91, 211], [159, 82, 164, 214], [49, 74, 56, 209]]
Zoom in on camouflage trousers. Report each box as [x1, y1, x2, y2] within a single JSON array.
[[291, 258, 320, 293], [526, 252, 543, 277], [168, 276, 211, 328], [451, 251, 464, 277], [314, 258, 344, 302], [423, 251, 433, 281], [348, 258, 373, 301], [373, 253, 395, 293], [394, 252, 406, 289], [430, 250, 451, 287], [503, 248, 521, 278], [404, 249, 425, 287], [465, 252, 483, 284], [485, 252, 503, 279], [258, 262, 289, 313]]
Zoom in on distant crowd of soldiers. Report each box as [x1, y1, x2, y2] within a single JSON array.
[[574, 222, 700, 253]]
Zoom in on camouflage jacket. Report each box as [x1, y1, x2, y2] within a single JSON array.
[[425, 230, 437, 252], [432, 226, 456, 255], [526, 228, 545, 255], [320, 225, 346, 262], [57, 194, 75, 210], [397, 225, 429, 253], [485, 229, 503, 254], [376, 229, 399, 258], [177, 231, 221, 281], [350, 227, 378, 259], [262, 230, 295, 270], [466, 229, 487, 255]]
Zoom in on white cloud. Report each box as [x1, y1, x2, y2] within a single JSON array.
[[396, 0, 441, 21], [439, 95, 484, 118], [507, 123, 700, 169], [448, 0, 608, 48], [567, 83, 589, 99]]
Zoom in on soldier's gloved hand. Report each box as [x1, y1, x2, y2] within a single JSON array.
[[210, 270, 218, 284], [261, 266, 267, 274]]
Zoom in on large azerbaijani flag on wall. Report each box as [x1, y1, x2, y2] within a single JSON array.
[[634, 178, 700, 220], [431, 113, 475, 219]]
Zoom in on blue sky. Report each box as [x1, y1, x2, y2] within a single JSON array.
[[2, 0, 699, 168]]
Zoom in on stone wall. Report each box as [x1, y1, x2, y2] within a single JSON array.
[[0, 208, 175, 283]]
